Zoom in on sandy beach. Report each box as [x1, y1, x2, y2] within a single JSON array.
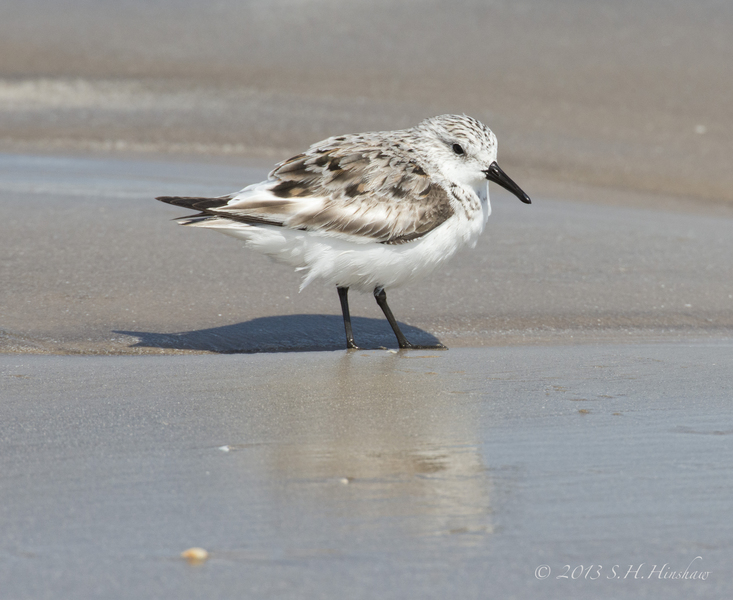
[[1, 1, 733, 598], [2, 152, 732, 355], [3, 346, 733, 599], [2, 0, 733, 206]]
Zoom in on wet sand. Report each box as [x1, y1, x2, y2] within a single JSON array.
[[2, 0, 733, 207], [2, 0, 733, 598], [2, 345, 732, 599], [2, 152, 732, 600]]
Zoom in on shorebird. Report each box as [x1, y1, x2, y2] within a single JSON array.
[[157, 114, 531, 349]]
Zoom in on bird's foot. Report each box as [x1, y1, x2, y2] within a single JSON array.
[[398, 341, 448, 350]]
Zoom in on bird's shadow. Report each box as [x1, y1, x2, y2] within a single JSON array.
[[115, 314, 442, 353]]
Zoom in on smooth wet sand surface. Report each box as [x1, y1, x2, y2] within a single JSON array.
[[2, 345, 732, 599], [2, 1, 733, 598], [2, 155, 732, 600]]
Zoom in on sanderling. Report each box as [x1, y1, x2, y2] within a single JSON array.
[[157, 114, 531, 350]]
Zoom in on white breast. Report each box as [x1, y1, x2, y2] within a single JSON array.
[[210, 186, 490, 293]]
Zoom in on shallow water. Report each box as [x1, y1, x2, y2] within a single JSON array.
[[1, 345, 731, 599]]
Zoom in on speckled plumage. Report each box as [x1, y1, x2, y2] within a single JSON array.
[[157, 114, 531, 348]]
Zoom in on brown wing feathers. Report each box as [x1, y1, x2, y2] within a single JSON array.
[[156, 137, 455, 243]]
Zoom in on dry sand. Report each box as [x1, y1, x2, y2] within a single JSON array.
[[1, 153, 732, 355]]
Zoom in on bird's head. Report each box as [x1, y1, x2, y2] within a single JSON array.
[[417, 114, 531, 204]]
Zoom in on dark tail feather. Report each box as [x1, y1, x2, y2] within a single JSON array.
[[157, 195, 286, 228], [155, 195, 234, 211]]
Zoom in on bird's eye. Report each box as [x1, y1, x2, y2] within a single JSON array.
[[452, 143, 464, 155]]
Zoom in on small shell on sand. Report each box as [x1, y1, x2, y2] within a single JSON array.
[[181, 547, 209, 563]]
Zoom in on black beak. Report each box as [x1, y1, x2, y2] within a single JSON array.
[[484, 162, 531, 204]]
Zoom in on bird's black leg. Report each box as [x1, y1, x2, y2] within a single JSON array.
[[373, 287, 446, 350], [337, 286, 359, 349]]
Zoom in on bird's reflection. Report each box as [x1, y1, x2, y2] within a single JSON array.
[[245, 351, 493, 542]]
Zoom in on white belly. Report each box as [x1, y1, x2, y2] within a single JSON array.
[[199, 197, 490, 293]]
